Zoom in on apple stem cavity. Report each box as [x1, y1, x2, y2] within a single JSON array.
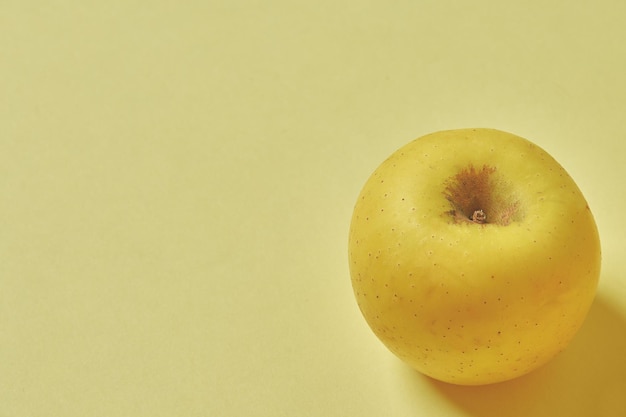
[[443, 164, 521, 226]]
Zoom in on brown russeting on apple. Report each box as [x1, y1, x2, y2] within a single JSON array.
[[443, 164, 521, 226]]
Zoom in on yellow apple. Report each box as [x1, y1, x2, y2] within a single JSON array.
[[348, 128, 601, 385]]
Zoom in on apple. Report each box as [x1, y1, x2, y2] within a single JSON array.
[[348, 128, 601, 385]]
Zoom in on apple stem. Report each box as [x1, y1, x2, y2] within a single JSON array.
[[471, 210, 487, 224]]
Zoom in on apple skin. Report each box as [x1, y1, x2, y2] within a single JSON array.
[[348, 128, 601, 385]]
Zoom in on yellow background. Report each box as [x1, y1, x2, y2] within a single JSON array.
[[2, 1, 625, 416]]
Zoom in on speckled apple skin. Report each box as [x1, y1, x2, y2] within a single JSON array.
[[348, 128, 601, 385]]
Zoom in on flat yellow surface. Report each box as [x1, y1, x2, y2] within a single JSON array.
[[2, 1, 625, 416]]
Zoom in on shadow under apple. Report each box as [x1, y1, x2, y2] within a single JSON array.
[[399, 290, 626, 417]]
